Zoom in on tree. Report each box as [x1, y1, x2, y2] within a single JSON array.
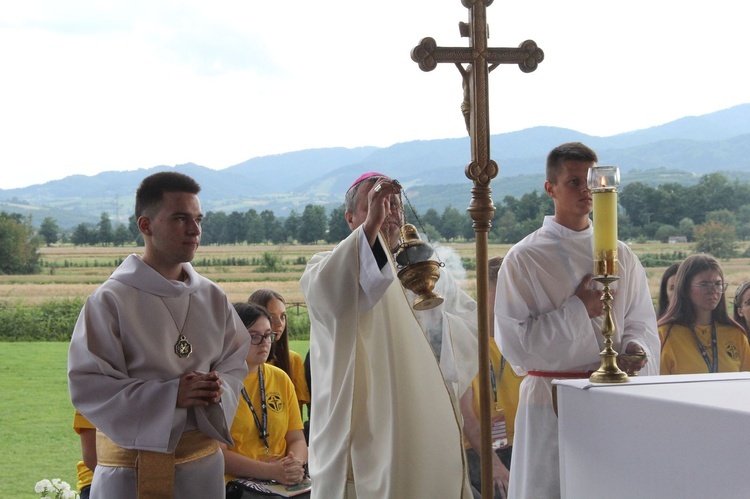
[[515, 190, 553, 223], [694, 220, 737, 258], [620, 182, 659, 227], [71, 223, 96, 246], [283, 210, 301, 243], [653, 183, 690, 227], [421, 208, 442, 235], [97, 212, 114, 245], [112, 224, 132, 246], [654, 224, 678, 243], [326, 204, 350, 243], [491, 211, 524, 244], [128, 214, 143, 246], [38, 217, 60, 246], [259, 210, 287, 244], [0, 212, 41, 274], [223, 211, 248, 244], [705, 209, 736, 227], [689, 173, 738, 224], [440, 206, 465, 241], [244, 209, 264, 244], [678, 218, 695, 242], [617, 212, 638, 241], [200, 211, 227, 245], [298, 205, 327, 244], [736, 205, 750, 241], [269, 224, 288, 245]]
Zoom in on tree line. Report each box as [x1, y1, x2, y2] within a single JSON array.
[[2, 172, 750, 274]]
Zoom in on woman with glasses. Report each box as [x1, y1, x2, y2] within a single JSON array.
[[658, 254, 750, 374], [248, 289, 310, 419], [223, 302, 309, 498]]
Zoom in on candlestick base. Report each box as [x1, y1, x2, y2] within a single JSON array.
[[589, 275, 630, 384]]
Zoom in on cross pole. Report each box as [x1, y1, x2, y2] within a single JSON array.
[[412, 2, 543, 497]]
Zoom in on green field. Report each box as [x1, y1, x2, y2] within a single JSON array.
[[0, 341, 310, 498], [5, 241, 750, 496]]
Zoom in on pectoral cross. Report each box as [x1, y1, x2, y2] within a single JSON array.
[[411, 3, 543, 497]]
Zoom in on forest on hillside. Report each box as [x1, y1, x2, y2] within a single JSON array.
[[2, 172, 749, 274]]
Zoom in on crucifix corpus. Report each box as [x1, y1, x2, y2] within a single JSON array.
[[411, 1, 543, 497]]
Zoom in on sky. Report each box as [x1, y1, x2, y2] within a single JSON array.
[[1, 0, 748, 189]]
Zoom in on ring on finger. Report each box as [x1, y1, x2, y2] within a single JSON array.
[[374, 184, 382, 192]]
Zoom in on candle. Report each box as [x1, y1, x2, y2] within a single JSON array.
[[589, 166, 620, 276]]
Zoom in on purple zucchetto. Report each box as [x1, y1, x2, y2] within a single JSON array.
[[347, 172, 387, 193]]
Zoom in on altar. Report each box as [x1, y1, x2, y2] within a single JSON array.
[[554, 372, 750, 499]]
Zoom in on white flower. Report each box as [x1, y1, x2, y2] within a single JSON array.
[[34, 478, 79, 499], [35, 479, 52, 493]]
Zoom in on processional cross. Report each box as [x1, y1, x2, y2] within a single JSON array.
[[411, 2, 543, 497]]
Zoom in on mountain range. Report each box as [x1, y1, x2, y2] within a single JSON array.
[[3, 103, 750, 230]]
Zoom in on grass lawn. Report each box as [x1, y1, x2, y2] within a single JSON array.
[[0, 340, 310, 498]]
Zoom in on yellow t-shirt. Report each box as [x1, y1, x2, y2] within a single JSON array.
[[225, 363, 303, 482], [73, 410, 95, 491], [269, 349, 310, 408], [660, 322, 750, 374], [464, 340, 525, 448]]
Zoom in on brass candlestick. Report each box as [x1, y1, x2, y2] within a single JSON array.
[[589, 274, 630, 384]]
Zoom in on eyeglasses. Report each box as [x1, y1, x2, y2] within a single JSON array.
[[691, 282, 729, 294], [249, 333, 276, 345]]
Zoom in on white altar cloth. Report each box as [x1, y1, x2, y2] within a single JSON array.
[[554, 372, 750, 499]]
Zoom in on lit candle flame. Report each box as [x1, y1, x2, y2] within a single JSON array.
[[600, 176, 607, 188]]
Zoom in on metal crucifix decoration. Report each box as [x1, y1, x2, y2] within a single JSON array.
[[411, 2, 543, 497]]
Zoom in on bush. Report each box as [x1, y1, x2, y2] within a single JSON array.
[[638, 251, 687, 268], [0, 299, 84, 341], [287, 308, 311, 340]]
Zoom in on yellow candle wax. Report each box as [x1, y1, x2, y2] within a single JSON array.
[[593, 189, 618, 275]]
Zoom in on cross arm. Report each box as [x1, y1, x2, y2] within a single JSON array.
[[411, 37, 543, 73], [411, 38, 477, 71], [485, 40, 544, 73]]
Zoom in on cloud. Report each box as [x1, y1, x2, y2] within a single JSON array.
[[1, 0, 749, 189]]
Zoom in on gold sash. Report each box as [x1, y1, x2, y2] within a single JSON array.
[[96, 430, 219, 498]]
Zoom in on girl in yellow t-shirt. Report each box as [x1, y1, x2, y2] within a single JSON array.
[[222, 302, 308, 496], [658, 254, 750, 374], [249, 289, 310, 419]]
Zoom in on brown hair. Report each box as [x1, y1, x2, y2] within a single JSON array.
[[232, 302, 272, 329], [657, 263, 680, 319], [488, 256, 504, 287], [658, 254, 743, 344], [248, 289, 291, 378], [545, 142, 598, 183], [135, 171, 200, 219], [733, 280, 750, 335]]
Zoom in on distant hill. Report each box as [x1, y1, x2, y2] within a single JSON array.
[[3, 104, 750, 229]]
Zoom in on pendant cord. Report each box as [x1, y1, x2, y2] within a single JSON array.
[[399, 186, 444, 266]]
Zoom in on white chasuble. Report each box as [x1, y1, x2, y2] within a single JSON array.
[[301, 228, 477, 499], [68, 254, 250, 498]]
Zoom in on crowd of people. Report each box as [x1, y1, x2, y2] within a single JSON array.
[[66, 142, 750, 499]]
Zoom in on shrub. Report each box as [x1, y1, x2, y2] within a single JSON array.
[[287, 309, 311, 340], [0, 299, 84, 341]]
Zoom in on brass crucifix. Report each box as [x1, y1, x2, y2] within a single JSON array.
[[411, 2, 543, 497]]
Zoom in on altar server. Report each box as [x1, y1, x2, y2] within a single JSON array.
[[494, 143, 660, 499], [68, 171, 250, 498]]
